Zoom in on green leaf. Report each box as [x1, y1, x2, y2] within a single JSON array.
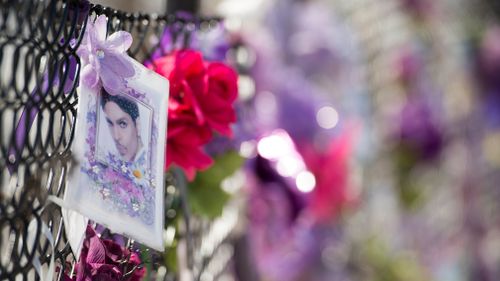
[[187, 151, 245, 219], [164, 241, 178, 273]]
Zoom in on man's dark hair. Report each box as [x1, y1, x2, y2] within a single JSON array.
[[100, 90, 139, 123]]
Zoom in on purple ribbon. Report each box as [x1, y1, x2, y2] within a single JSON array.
[[8, 57, 78, 174], [7, 11, 137, 174], [7, 1, 89, 175]]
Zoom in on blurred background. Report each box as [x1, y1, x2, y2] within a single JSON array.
[[96, 0, 500, 280]]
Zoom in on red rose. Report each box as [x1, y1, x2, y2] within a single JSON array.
[[166, 116, 213, 180], [147, 49, 238, 180], [162, 50, 207, 126], [198, 62, 238, 136]]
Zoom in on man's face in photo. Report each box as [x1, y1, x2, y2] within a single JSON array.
[[103, 101, 139, 162]]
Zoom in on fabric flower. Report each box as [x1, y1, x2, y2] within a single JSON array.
[[77, 15, 135, 95], [62, 225, 145, 281], [200, 62, 238, 136], [146, 49, 238, 180], [90, 264, 121, 281], [102, 239, 124, 263], [167, 116, 214, 180]]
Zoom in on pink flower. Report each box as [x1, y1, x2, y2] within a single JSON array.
[[62, 226, 145, 281], [198, 62, 238, 136], [90, 264, 121, 281], [166, 116, 213, 180], [299, 129, 357, 222], [146, 49, 238, 180], [128, 252, 146, 281]]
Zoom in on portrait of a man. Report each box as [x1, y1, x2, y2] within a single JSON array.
[[97, 90, 152, 171], [66, 54, 168, 251]]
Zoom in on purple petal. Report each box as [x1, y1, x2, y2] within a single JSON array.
[[100, 52, 135, 78], [106, 31, 133, 53], [80, 21, 91, 46], [99, 53, 135, 95], [94, 15, 107, 43], [102, 239, 124, 262], [91, 264, 122, 281], [78, 34, 89, 53], [99, 70, 123, 95], [76, 39, 91, 63], [86, 235, 106, 264], [100, 74, 123, 95], [81, 64, 99, 89]]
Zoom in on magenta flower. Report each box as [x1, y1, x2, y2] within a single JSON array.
[[77, 15, 135, 95], [62, 225, 145, 281]]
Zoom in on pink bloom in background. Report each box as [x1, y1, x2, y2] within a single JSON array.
[[146, 49, 238, 180], [299, 129, 357, 222]]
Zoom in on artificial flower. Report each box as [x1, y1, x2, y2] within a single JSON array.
[[166, 116, 213, 180], [200, 62, 238, 136], [62, 225, 145, 281], [77, 15, 135, 95], [146, 49, 238, 180]]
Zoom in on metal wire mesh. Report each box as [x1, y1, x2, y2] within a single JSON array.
[[0, 0, 222, 280]]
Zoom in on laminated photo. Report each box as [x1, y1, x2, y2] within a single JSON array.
[[66, 57, 168, 251]]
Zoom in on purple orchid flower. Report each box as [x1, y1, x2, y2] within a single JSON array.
[[61, 225, 145, 281], [77, 15, 135, 95]]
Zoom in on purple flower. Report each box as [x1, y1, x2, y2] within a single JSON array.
[[191, 22, 230, 62], [77, 15, 135, 95], [113, 184, 132, 205], [91, 264, 122, 281], [62, 225, 146, 281], [395, 96, 444, 161], [147, 18, 229, 63]]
